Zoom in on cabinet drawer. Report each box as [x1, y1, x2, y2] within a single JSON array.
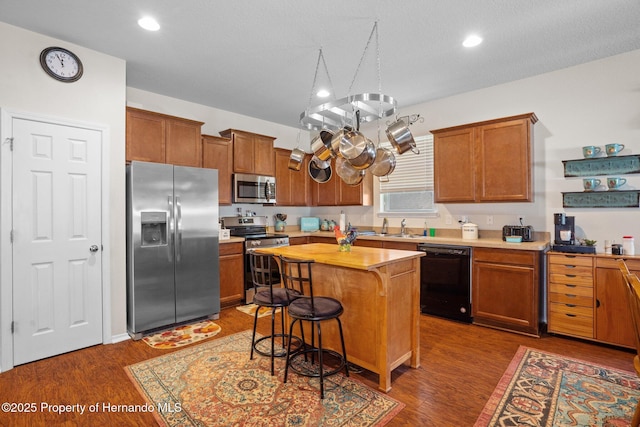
[[549, 301, 593, 317], [219, 242, 243, 255], [549, 291, 592, 308], [548, 264, 592, 277], [595, 257, 640, 270], [548, 310, 593, 338], [473, 248, 537, 266], [548, 254, 593, 267], [548, 273, 593, 287], [549, 282, 593, 297]]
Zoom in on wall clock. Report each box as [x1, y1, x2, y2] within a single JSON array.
[[39, 46, 83, 82]]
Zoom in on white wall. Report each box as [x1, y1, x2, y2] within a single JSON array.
[[0, 22, 127, 339]]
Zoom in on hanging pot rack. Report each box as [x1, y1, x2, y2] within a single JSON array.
[[292, 21, 418, 184]]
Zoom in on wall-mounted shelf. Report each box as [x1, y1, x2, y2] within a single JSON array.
[[562, 190, 640, 208], [563, 155, 640, 177]]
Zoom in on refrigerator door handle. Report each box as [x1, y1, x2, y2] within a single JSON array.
[[176, 196, 183, 262], [168, 195, 174, 262]]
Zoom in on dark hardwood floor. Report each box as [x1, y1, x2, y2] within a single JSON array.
[[0, 308, 634, 426]]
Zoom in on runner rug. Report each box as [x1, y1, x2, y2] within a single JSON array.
[[474, 346, 640, 426], [142, 320, 221, 349], [126, 330, 404, 426]]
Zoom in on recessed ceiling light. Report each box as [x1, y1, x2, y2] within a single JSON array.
[[462, 34, 483, 48], [138, 16, 160, 31], [316, 89, 330, 98]]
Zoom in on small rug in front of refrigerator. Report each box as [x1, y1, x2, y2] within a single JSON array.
[[142, 320, 221, 349]]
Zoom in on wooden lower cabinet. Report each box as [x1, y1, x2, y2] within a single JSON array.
[[219, 242, 244, 308], [595, 257, 639, 348], [288, 236, 308, 245], [472, 248, 541, 336], [547, 252, 639, 349]]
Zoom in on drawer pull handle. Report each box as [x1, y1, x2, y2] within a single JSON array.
[[564, 265, 577, 268], [564, 294, 577, 298], [565, 274, 577, 278], [564, 284, 577, 288], [565, 304, 576, 308], [565, 313, 577, 317]]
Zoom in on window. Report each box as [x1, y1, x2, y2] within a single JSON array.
[[379, 135, 435, 215]]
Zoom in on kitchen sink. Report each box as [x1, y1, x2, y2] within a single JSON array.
[[381, 233, 423, 238]]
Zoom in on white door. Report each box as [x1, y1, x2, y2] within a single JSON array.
[[11, 117, 102, 365]]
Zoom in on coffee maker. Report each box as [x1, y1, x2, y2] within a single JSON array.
[[554, 213, 575, 245], [552, 213, 595, 253]]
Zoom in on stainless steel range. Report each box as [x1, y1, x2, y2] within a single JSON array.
[[221, 216, 289, 303]]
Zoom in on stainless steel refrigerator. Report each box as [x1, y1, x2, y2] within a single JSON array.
[[126, 161, 220, 339]]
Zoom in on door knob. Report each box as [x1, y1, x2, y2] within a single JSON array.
[[89, 245, 99, 253]]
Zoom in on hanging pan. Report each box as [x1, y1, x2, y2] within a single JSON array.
[[310, 129, 334, 162], [288, 147, 306, 171], [369, 147, 396, 177], [308, 157, 332, 183], [336, 156, 365, 186], [386, 118, 419, 155]]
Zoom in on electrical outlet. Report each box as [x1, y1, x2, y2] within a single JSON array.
[[445, 215, 452, 225], [487, 215, 494, 225]]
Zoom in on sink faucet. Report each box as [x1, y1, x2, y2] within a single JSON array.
[[400, 219, 406, 235], [381, 217, 388, 234]]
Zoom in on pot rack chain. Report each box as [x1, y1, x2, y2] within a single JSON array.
[[305, 48, 336, 111], [299, 22, 397, 131]]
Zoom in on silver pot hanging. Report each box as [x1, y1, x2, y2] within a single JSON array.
[[336, 156, 365, 186], [386, 119, 419, 155], [308, 156, 332, 183], [369, 147, 396, 177], [310, 129, 334, 161], [346, 138, 377, 170], [288, 147, 306, 171]]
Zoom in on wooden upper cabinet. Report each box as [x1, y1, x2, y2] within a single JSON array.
[[431, 113, 537, 203], [202, 134, 233, 205], [126, 107, 204, 167], [275, 148, 311, 206], [219, 129, 276, 176], [310, 157, 373, 206], [432, 127, 476, 203]]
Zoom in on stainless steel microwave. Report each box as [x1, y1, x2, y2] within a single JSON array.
[[233, 173, 276, 204]]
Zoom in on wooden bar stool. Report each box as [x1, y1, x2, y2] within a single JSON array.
[[279, 256, 349, 399], [249, 252, 301, 375]]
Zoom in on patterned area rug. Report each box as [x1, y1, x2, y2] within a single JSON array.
[[142, 320, 221, 349], [474, 346, 640, 426], [126, 330, 404, 426], [236, 303, 281, 318]]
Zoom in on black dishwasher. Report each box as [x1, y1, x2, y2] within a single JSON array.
[[418, 244, 472, 323]]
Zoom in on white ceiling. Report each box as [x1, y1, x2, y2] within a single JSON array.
[[2, 1, 640, 129]]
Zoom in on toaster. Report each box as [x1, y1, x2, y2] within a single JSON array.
[[502, 225, 534, 242]]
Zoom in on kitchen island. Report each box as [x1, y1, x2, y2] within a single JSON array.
[[255, 243, 424, 392]]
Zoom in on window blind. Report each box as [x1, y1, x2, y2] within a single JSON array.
[[378, 135, 433, 193]]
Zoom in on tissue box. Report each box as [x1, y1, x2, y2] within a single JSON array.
[[219, 229, 230, 240], [300, 217, 320, 232]]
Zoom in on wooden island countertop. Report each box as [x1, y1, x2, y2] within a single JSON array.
[[255, 243, 424, 392]]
